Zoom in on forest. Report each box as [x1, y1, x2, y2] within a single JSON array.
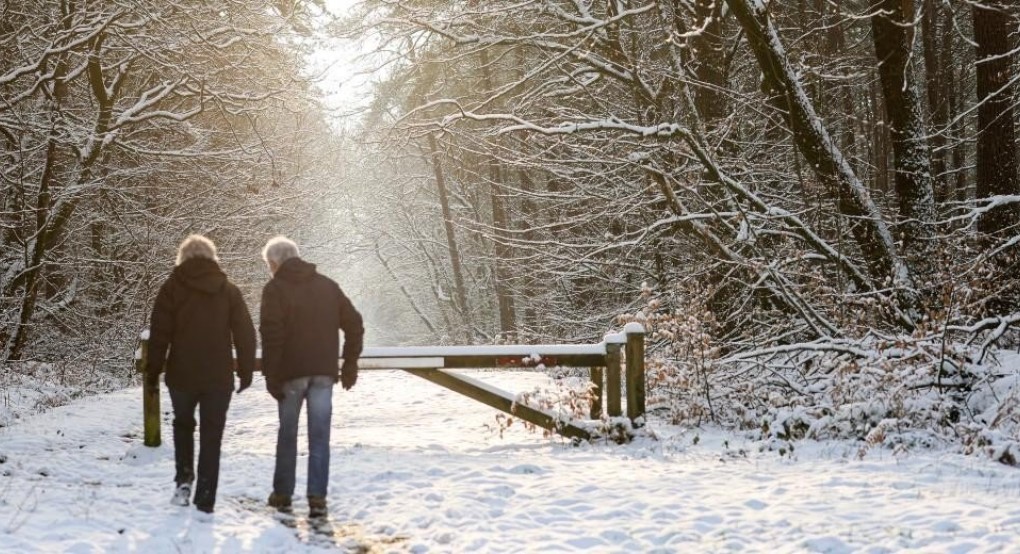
[[1, 0, 1018, 457]]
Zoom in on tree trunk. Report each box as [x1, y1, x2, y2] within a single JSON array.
[[973, 1, 1020, 235], [427, 134, 473, 340], [870, 72, 890, 193], [488, 162, 517, 334], [827, 0, 856, 161], [872, 0, 936, 254], [516, 167, 540, 331], [940, 6, 965, 201], [689, 0, 728, 121], [922, 0, 949, 200], [478, 48, 517, 334]]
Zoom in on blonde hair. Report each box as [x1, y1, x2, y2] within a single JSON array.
[[175, 234, 219, 266], [262, 236, 300, 266]]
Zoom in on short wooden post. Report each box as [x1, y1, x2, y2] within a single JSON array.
[[138, 336, 161, 447], [624, 323, 646, 424], [589, 366, 604, 419], [605, 342, 623, 417]]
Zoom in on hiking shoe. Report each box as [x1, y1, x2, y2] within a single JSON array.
[[195, 503, 214, 514], [170, 483, 192, 507], [308, 495, 328, 518], [267, 492, 292, 513]]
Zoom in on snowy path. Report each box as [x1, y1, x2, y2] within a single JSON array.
[[1, 370, 1019, 553]]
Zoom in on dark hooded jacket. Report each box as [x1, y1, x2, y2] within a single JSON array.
[[259, 257, 364, 389], [147, 257, 257, 393]]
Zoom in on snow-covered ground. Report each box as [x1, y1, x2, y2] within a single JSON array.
[[1, 369, 1019, 553]]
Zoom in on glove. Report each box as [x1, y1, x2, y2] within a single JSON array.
[[267, 378, 284, 401], [236, 373, 252, 393], [340, 362, 358, 391], [145, 369, 160, 389]]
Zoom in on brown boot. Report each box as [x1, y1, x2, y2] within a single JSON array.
[[267, 492, 292, 513], [308, 495, 328, 518]]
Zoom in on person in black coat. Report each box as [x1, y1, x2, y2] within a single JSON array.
[[259, 236, 364, 517], [146, 234, 256, 514]]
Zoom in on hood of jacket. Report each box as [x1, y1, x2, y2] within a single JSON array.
[[275, 257, 318, 283], [173, 257, 226, 294]]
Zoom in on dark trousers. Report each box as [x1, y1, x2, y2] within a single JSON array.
[[169, 387, 231, 510]]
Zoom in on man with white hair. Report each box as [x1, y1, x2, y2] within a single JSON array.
[[259, 236, 364, 518], [147, 234, 257, 514]]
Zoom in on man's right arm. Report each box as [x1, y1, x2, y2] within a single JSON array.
[[228, 284, 257, 390], [338, 288, 364, 363], [338, 286, 364, 391]]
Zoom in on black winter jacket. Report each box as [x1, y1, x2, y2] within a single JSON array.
[[147, 258, 257, 393], [259, 258, 364, 389]]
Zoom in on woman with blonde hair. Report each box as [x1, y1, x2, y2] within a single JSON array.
[[146, 234, 256, 514]]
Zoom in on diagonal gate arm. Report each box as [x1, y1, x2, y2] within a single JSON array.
[[403, 368, 591, 441]]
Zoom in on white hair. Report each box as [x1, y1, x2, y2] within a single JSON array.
[[175, 234, 218, 266], [262, 236, 300, 266]]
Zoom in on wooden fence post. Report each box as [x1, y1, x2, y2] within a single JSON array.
[[605, 341, 623, 417], [137, 335, 161, 447], [624, 323, 646, 424], [589, 366, 604, 419]]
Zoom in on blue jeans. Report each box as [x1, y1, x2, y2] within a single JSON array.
[[273, 375, 334, 498]]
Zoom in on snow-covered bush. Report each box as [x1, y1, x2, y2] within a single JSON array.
[[0, 361, 129, 427], [623, 284, 1020, 465]]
